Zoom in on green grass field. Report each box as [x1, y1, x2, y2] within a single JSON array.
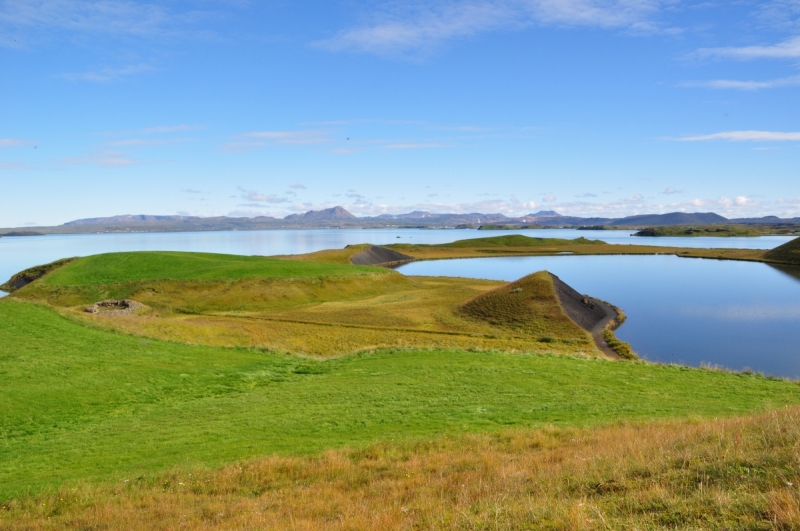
[[2, 297, 799, 500], [39, 251, 386, 287]]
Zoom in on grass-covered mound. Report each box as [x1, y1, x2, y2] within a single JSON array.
[[459, 271, 584, 340], [6, 408, 800, 529], [0, 257, 75, 293], [11, 251, 391, 308], [1, 298, 799, 499], [11, 252, 601, 357], [437, 234, 605, 248], [40, 251, 385, 286], [764, 236, 800, 264]]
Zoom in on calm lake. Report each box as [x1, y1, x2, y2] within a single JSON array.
[[0, 227, 792, 294], [397, 255, 800, 379], [2, 228, 798, 378]]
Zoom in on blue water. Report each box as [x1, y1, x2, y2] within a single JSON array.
[[396, 255, 800, 379], [0, 228, 792, 297]]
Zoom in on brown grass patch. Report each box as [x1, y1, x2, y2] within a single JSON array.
[[4, 407, 800, 530], [59, 274, 595, 357]]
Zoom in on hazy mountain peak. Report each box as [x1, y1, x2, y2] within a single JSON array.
[[284, 206, 356, 221]]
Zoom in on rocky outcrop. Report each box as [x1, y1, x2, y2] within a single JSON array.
[[85, 300, 143, 315]]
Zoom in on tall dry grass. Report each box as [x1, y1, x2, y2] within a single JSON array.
[[4, 407, 800, 530]]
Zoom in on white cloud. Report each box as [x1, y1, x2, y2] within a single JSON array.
[[244, 131, 329, 144], [0, 138, 33, 147], [662, 187, 683, 195], [289, 183, 306, 189], [542, 195, 557, 203], [0, 161, 29, 170], [384, 142, 450, 149], [681, 75, 800, 90], [676, 131, 800, 142], [314, 0, 667, 56], [57, 150, 139, 168], [143, 125, 204, 134], [243, 190, 289, 204], [1, 1, 173, 37], [695, 35, 800, 60], [259, 193, 800, 220], [227, 208, 280, 218], [103, 137, 195, 147], [223, 130, 330, 152], [63, 63, 155, 82]]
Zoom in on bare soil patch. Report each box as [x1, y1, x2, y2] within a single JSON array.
[[551, 274, 620, 359], [349, 245, 414, 266]]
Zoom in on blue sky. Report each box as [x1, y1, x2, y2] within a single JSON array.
[[1, 0, 799, 226]]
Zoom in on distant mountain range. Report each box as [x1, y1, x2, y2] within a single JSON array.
[[4, 207, 800, 235]]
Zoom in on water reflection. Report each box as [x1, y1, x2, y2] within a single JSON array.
[[768, 263, 800, 284], [397, 255, 800, 379]]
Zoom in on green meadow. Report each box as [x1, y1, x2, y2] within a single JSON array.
[[39, 251, 386, 287], [2, 297, 799, 499]]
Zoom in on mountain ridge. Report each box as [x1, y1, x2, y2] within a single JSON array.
[[6, 207, 800, 235]]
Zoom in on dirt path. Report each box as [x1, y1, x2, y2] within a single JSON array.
[[551, 274, 621, 360], [350, 245, 414, 267]]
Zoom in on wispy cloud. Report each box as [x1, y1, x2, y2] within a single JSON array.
[[103, 137, 195, 147], [57, 150, 139, 168], [0, 138, 33, 148], [0, 1, 175, 37], [241, 190, 289, 204], [681, 75, 800, 90], [695, 35, 800, 60], [143, 125, 204, 134], [676, 131, 800, 142], [384, 142, 450, 149], [289, 183, 306, 189], [0, 161, 29, 171], [534, 194, 772, 219], [63, 63, 155, 82], [314, 0, 667, 56], [223, 130, 330, 152], [662, 187, 683, 195]]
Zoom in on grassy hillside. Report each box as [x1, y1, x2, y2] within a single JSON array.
[[13, 251, 600, 357], [764, 236, 800, 265], [39, 251, 385, 286], [1, 298, 799, 500], [437, 234, 606, 248], [459, 271, 579, 337], [73, 274, 595, 357]]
